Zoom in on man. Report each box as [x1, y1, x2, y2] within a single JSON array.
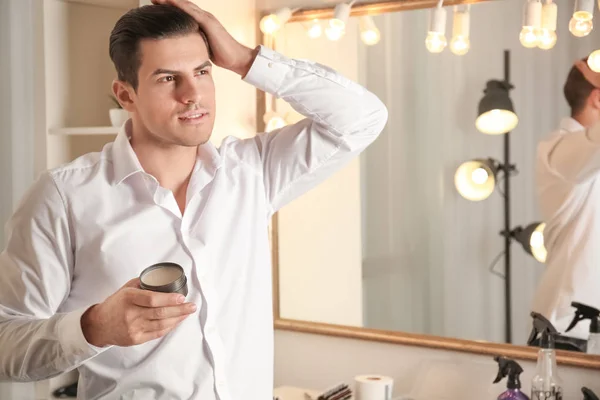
[[532, 56, 600, 339], [0, 0, 387, 399]]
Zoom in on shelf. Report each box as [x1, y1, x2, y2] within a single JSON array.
[[49, 126, 120, 135], [62, 0, 139, 10]]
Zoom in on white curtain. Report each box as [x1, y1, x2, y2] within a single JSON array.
[[0, 0, 38, 397], [359, 0, 600, 345]]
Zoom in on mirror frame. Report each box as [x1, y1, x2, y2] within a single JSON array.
[[259, 0, 600, 370]]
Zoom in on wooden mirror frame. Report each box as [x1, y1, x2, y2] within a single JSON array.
[[258, 0, 600, 370]]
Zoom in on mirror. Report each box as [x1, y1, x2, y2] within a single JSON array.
[[262, 0, 600, 367]]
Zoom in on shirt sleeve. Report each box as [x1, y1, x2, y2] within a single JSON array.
[[242, 45, 388, 214], [0, 172, 105, 382], [543, 121, 600, 183]]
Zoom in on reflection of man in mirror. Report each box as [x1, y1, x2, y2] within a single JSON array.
[[0, 0, 388, 398], [532, 56, 600, 339]]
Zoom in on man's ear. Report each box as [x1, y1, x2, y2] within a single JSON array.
[[112, 80, 136, 113]]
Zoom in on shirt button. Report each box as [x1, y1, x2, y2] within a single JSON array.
[[268, 62, 274, 68]]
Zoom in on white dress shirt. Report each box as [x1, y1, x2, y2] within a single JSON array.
[[532, 117, 600, 339], [0, 45, 387, 399]]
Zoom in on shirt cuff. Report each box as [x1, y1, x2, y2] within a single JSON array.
[[242, 45, 288, 95], [57, 307, 110, 359]]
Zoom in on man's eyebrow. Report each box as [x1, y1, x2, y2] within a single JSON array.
[[151, 61, 213, 76]]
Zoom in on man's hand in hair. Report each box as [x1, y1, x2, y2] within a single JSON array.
[[151, 0, 258, 77]]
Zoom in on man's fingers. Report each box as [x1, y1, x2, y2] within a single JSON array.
[[142, 303, 197, 320], [144, 314, 191, 333], [122, 277, 141, 289], [130, 289, 185, 308]]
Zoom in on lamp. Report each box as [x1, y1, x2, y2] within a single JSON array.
[[260, 7, 294, 35], [454, 158, 499, 201], [520, 0, 542, 48], [425, 4, 447, 53], [326, 0, 355, 40], [456, 50, 545, 344], [538, 0, 558, 50], [475, 80, 519, 135], [589, 49, 600, 72], [450, 5, 470, 56], [513, 222, 547, 263], [569, 0, 594, 37], [359, 16, 381, 46]]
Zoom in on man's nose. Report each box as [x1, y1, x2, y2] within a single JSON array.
[[180, 79, 203, 105]]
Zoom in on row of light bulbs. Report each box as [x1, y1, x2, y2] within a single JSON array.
[[261, 0, 600, 70], [260, 1, 382, 46], [428, 0, 600, 66]]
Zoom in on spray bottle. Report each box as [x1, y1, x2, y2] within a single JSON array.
[[493, 356, 530, 400], [566, 302, 600, 355], [582, 388, 600, 400], [528, 312, 563, 400], [527, 311, 586, 352]]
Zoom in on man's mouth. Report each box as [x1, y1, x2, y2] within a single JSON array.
[[178, 112, 206, 121]]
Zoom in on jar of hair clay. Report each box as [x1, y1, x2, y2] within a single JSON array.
[[139, 262, 188, 297]]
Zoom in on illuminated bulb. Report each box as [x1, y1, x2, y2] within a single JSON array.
[[520, 0, 542, 48], [519, 26, 539, 48], [330, 2, 351, 31], [259, 8, 292, 35], [569, 17, 593, 37], [537, 1, 557, 50], [471, 168, 489, 185], [569, 0, 594, 37], [265, 115, 287, 132], [588, 49, 600, 72], [450, 37, 469, 55], [325, 26, 344, 41], [307, 19, 322, 38], [537, 29, 557, 49], [426, 7, 447, 53], [359, 16, 380, 46], [450, 6, 470, 55], [426, 32, 447, 53]]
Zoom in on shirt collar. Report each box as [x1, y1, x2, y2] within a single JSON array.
[[111, 119, 223, 185], [559, 116, 585, 133]]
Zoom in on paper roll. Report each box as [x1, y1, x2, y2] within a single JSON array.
[[354, 375, 394, 400]]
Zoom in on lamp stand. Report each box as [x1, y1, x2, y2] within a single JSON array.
[[501, 49, 513, 344]]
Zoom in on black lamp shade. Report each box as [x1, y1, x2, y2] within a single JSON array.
[[476, 80, 519, 135]]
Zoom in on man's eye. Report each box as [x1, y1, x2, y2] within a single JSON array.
[[159, 76, 175, 82], [197, 70, 209, 76]]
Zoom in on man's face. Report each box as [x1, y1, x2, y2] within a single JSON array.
[[118, 32, 215, 147]]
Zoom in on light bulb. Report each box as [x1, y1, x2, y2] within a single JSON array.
[[307, 20, 322, 38], [361, 29, 380, 45], [537, 28, 557, 49], [425, 32, 447, 53], [266, 115, 287, 132], [471, 168, 489, 185], [325, 26, 344, 41], [359, 16, 380, 46], [519, 26, 539, 48], [260, 15, 281, 35], [569, 17, 593, 37], [450, 36, 470, 55], [588, 49, 600, 72]]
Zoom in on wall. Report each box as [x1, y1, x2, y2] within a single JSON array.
[[275, 329, 600, 400]]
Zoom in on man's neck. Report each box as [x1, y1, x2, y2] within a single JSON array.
[[129, 127, 197, 199], [573, 109, 600, 129]]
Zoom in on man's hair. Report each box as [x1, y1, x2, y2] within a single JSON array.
[[564, 57, 595, 117], [109, 4, 210, 91]]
